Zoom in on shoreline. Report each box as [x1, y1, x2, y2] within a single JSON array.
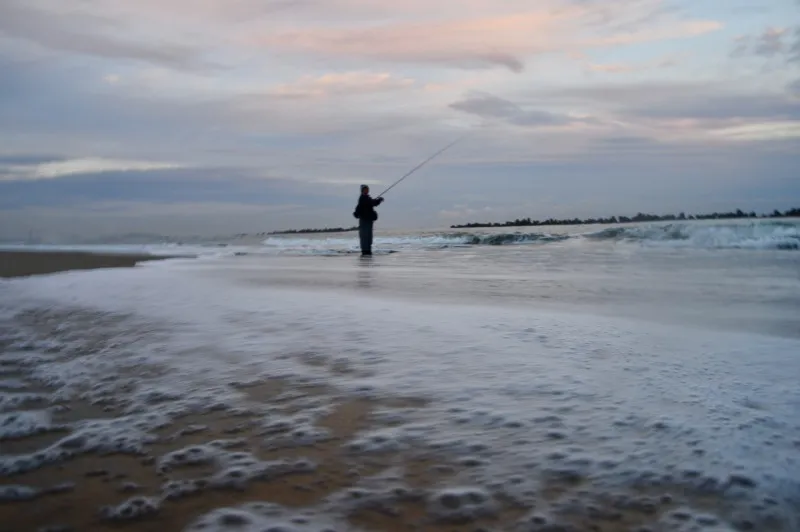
[[0, 250, 187, 279], [1, 250, 796, 530]]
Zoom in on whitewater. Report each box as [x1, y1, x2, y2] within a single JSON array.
[[1, 218, 799, 531]]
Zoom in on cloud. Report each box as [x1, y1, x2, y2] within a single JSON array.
[[789, 78, 800, 96], [0, 157, 184, 181], [0, 167, 341, 210], [625, 93, 800, 122], [251, 3, 720, 72], [708, 121, 800, 141], [438, 205, 493, 220], [0, 1, 213, 70], [755, 27, 787, 57], [270, 72, 415, 99], [484, 81, 800, 145], [449, 92, 597, 127], [526, 80, 800, 121], [585, 55, 678, 74], [0, 153, 64, 166], [731, 25, 800, 63]]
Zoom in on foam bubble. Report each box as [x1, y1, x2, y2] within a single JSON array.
[[0, 484, 39, 501], [344, 427, 411, 454], [158, 444, 222, 472], [0, 378, 29, 390], [99, 496, 161, 522], [0, 410, 60, 440], [185, 503, 346, 532], [0, 392, 47, 412], [161, 479, 206, 500], [426, 487, 497, 523]]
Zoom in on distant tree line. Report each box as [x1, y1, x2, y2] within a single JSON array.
[[450, 207, 800, 229], [268, 226, 358, 235]]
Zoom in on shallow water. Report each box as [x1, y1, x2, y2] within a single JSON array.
[[1, 219, 799, 530]]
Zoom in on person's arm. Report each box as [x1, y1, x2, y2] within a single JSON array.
[[372, 197, 384, 206]]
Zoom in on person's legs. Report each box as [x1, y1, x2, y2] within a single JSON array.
[[359, 220, 373, 255]]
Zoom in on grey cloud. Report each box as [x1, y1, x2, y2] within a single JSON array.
[[0, 166, 340, 210], [0, 55, 219, 135], [791, 28, 800, 62], [754, 28, 786, 57], [525, 81, 800, 122], [0, 55, 255, 161], [626, 93, 800, 121], [0, 54, 427, 166], [0, 154, 64, 166], [0, 1, 213, 70], [731, 25, 800, 63], [443, 52, 524, 73], [526, 81, 713, 107], [731, 36, 750, 58], [789, 78, 800, 96], [449, 92, 590, 126]]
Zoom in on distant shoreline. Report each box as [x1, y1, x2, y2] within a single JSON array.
[[450, 207, 800, 229], [267, 226, 358, 235]]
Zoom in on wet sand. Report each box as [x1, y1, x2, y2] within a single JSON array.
[[0, 377, 676, 532], [0, 255, 758, 532], [0, 372, 478, 532], [0, 251, 181, 279], [0, 344, 716, 532]]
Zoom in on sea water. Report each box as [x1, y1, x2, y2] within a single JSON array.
[[1, 219, 799, 530]]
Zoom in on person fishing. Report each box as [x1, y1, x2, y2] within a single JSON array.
[[353, 184, 384, 256], [349, 135, 464, 256]]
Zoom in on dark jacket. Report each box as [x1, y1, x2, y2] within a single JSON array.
[[353, 194, 383, 221]]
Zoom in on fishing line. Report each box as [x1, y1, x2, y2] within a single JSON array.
[[376, 134, 467, 198]]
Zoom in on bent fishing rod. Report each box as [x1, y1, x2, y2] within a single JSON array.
[[376, 135, 466, 198]]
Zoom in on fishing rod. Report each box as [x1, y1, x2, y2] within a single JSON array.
[[376, 135, 466, 198]]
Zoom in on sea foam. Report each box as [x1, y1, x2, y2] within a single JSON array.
[[1, 251, 799, 530], [258, 220, 800, 253]]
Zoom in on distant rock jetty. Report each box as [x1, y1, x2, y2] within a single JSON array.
[[451, 207, 800, 229], [267, 226, 358, 235]]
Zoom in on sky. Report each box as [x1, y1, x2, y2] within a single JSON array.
[[1, 0, 799, 240]]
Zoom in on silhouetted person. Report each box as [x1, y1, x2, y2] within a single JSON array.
[[353, 184, 384, 255]]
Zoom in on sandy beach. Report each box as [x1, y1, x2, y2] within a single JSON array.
[[1, 238, 797, 532], [0, 258, 673, 532], [0, 356, 676, 532], [0, 251, 176, 279], [0, 255, 523, 531]]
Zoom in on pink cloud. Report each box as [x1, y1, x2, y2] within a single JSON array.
[[8, 1, 722, 74], [587, 55, 679, 74], [249, 10, 574, 73], [246, 5, 721, 72], [269, 71, 415, 99]]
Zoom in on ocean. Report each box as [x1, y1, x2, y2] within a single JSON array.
[[1, 218, 799, 530]]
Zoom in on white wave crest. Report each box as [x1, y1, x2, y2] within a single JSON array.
[[584, 221, 799, 250], [261, 232, 567, 254]]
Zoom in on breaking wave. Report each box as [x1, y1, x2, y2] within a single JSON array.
[[463, 233, 571, 246], [262, 221, 799, 254], [7, 222, 795, 258], [261, 232, 567, 254], [583, 221, 799, 250]]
